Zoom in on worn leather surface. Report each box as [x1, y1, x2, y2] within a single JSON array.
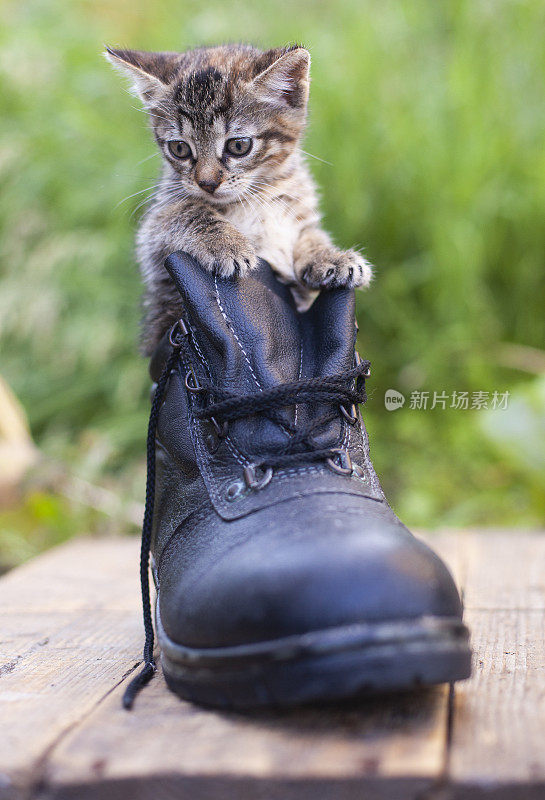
[[151, 252, 463, 649]]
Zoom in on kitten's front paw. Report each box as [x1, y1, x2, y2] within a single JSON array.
[[298, 248, 373, 289], [196, 234, 258, 279]]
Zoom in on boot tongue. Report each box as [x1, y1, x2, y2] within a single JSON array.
[[164, 252, 356, 455]]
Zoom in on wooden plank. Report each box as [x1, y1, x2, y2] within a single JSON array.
[[0, 536, 452, 800], [448, 532, 545, 795], [13, 532, 544, 799], [41, 671, 449, 800], [459, 531, 545, 610], [0, 539, 143, 798]]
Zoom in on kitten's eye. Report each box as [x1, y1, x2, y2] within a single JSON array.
[[167, 141, 192, 159], [225, 137, 253, 157]]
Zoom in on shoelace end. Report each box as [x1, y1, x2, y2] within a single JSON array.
[[122, 660, 157, 710]]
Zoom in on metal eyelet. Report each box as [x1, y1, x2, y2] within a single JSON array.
[[169, 318, 188, 347], [340, 404, 358, 425], [243, 463, 273, 491], [184, 366, 204, 393], [352, 462, 367, 481], [326, 448, 353, 476], [326, 449, 367, 481], [225, 480, 247, 502]]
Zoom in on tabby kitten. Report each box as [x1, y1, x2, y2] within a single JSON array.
[[106, 44, 372, 354]]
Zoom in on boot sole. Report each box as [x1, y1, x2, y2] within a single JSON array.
[[156, 601, 471, 710]]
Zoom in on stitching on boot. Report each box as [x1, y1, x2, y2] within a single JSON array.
[[185, 314, 249, 467], [294, 340, 303, 427], [344, 420, 350, 450], [180, 352, 224, 507], [214, 275, 263, 390], [213, 276, 301, 443], [224, 437, 248, 466], [188, 322, 212, 381]]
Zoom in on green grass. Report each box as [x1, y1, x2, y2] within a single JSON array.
[[1, 0, 544, 564]]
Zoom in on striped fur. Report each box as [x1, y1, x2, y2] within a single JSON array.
[[106, 44, 372, 353]]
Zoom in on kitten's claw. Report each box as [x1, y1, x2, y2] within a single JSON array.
[[214, 248, 257, 278], [298, 248, 373, 289], [194, 239, 258, 278]]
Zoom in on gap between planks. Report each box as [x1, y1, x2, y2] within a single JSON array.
[[3, 531, 545, 799], [1, 535, 454, 800]]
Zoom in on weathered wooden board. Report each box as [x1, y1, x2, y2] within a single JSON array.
[[2, 531, 545, 799], [448, 532, 545, 796], [459, 530, 545, 611], [1, 536, 449, 800], [0, 539, 143, 796], [42, 673, 449, 800]]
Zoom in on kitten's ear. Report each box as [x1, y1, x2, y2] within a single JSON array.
[[104, 47, 177, 104], [252, 47, 310, 109]]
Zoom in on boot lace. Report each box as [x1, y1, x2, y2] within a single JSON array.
[[122, 321, 370, 709]]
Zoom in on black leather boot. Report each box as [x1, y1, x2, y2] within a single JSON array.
[[123, 252, 471, 710]]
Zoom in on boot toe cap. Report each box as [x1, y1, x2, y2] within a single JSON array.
[[158, 497, 463, 649]]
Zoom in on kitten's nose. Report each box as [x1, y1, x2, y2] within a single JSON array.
[[198, 178, 220, 194]]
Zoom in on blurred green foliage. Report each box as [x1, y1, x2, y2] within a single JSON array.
[[1, 0, 544, 564]]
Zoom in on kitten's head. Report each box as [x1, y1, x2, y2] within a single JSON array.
[[106, 44, 310, 205]]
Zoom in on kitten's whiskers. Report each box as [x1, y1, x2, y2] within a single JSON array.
[[300, 149, 333, 166], [115, 183, 167, 210]]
